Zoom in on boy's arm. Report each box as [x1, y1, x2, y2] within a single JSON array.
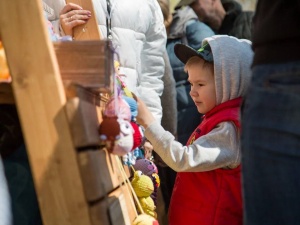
[[136, 96, 240, 172], [144, 121, 241, 172]]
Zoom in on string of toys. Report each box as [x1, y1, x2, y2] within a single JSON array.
[[98, 54, 160, 225]]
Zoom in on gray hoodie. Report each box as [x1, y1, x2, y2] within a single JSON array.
[[145, 35, 253, 172]]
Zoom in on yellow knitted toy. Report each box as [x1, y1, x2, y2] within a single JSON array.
[[132, 214, 159, 225], [131, 171, 156, 218]]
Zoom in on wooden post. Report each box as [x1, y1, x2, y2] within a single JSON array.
[[66, 0, 101, 40], [0, 0, 91, 224]]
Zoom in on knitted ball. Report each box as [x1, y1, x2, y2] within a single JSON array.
[[131, 171, 154, 197], [133, 159, 158, 176], [131, 121, 143, 150], [99, 117, 134, 156], [111, 119, 134, 156], [104, 96, 131, 121], [123, 96, 138, 118], [132, 214, 159, 225]]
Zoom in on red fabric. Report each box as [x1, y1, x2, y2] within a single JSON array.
[[131, 121, 143, 150], [169, 98, 243, 225]]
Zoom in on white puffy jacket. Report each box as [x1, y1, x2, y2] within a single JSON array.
[[44, 0, 166, 123]]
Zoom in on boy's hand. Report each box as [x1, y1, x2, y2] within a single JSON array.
[[135, 96, 155, 129]]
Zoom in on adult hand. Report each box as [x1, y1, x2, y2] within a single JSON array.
[[136, 96, 156, 129], [59, 3, 91, 36]]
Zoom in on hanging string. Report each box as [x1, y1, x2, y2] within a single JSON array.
[[115, 155, 145, 215], [114, 155, 138, 217]]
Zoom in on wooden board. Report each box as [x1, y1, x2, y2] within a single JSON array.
[[0, 0, 91, 224], [66, 0, 101, 40], [77, 149, 121, 202], [89, 187, 132, 225], [54, 41, 112, 93]]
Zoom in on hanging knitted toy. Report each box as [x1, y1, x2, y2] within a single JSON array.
[[120, 86, 145, 166], [98, 96, 134, 156], [114, 154, 159, 225], [132, 214, 159, 225], [99, 58, 136, 157], [133, 159, 160, 206], [131, 170, 157, 218], [114, 61, 133, 98]]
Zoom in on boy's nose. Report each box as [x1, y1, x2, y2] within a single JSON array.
[[190, 89, 198, 97]]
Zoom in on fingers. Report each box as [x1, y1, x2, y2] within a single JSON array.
[[66, 13, 91, 23], [59, 6, 91, 36], [60, 3, 83, 15]]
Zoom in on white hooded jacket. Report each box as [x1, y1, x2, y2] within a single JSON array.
[[44, 0, 166, 122], [145, 35, 253, 172]]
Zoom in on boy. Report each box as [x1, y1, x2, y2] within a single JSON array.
[[136, 35, 253, 225]]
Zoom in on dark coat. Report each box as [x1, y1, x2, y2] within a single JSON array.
[[219, 0, 254, 40]]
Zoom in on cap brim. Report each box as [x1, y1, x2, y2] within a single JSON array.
[[174, 44, 200, 64]]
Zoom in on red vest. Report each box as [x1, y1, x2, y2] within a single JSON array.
[[168, 98, 243, 225]]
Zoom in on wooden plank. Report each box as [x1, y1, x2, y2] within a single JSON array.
[[64, 83, 107, 147], [66, 97, 100, 147], [89, 187, 132, 225], [54, 41, 112, 93], [66, 0, 101, 40], [77, 149, 121, 202], [65, 84, 101, 147], [0, 1, 91, 225]]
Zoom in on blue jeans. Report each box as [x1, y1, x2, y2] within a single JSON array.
[[241, 61, 300, 225]]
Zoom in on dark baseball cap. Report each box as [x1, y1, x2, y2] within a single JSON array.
[[174, 42, 213, 64]]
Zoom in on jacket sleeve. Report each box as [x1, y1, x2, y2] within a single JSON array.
[[136, 0, 167, 124], [185, 20, 215, 49], [145, 120, 241, 172]]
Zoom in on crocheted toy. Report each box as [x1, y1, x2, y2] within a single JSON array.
[[122, 96, 145, 166], [114, 61, 133, 98], [122, 96, 144, 149], [104, 96, 132, 121], [132, 214, 159, 225], [133, 159, 160, 205], [133, 159, 158, 176], [131, 171, 156, 218], [98, 96, 134, 156]]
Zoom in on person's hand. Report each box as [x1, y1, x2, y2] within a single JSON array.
[[143, 141, 154, 160], [135, 96, 155, 129], [59, 3, 91, 36]]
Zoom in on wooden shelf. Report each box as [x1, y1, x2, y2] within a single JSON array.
[[54, 40, 113, 94]]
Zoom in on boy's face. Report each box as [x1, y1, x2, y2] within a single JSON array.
[[188, 60, 216, 114]]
